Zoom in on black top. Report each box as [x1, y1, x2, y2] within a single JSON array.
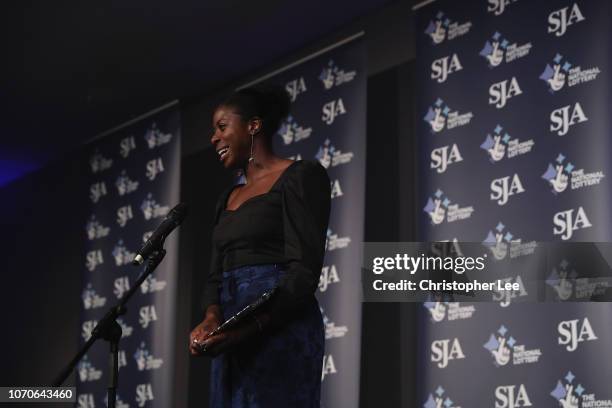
[[201, 160, 331, 328]]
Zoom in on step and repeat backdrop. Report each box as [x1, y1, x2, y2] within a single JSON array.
[[78, 106, 181, 407], [254, 36, 367, 408], [416, 0, 612, 407]]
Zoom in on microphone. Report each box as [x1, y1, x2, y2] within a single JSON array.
[[132, 202, 189, 265]]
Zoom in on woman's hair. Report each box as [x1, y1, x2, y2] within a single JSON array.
[[221, 85, 291, 138]]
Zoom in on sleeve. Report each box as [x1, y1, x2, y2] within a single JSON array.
[[200, 189, 229, 314], [264, 160, 331, 328]]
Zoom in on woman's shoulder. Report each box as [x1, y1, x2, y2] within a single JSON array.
[[286, 159, 328, 180]]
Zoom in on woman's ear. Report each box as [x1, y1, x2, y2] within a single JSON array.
[[248, 117, 262, 135]]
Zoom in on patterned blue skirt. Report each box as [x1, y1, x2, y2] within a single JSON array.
[[210, 264, 324, 408]]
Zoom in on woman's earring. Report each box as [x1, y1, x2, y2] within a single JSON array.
[[248, 131, 255, 163]]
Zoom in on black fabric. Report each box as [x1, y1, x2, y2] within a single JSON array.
[[201, 160, 331, 328]]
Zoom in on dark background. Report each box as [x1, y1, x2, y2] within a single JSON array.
[[0, 1, 420, 406]]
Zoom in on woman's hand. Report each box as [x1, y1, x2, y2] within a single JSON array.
[[197, 323, 258, 357], [189, 306, 221, 356]]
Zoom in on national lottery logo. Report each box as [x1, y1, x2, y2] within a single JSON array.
[[483, 325, 541, 367], [141, 274, 167, 294], [134, 341, 164, 371], [278, 115, 312, 145], [480, 124, 534, 162], [82, 283, 107, 310], [85, 215, 110, 240], [542, 153, 605, 194], [77, 393, 95, 408], [78, 355, 103, 382], [483, 222, 537, 260], [117, 318, 134, 338], [115, 170, 139, 195], [140, 193, 170, 220], [424, 11, 472, 45], [144, 122, 173, 149], [540, 53, 600, 93], [423, 98, 473, 133], [319, 59, 356, 90], [112, 239, 135, 266], [423, 189, 474, 225], [315, 138, 354, 169], [479, 32, 531, 68], [89, 150, 113, 174], [423, 302, 475, 323], [325, 228, 351, 251], [549, 371, 612, 408], [423, 386, 461, 408], [320, 307, 348, 340], [547, 259, 610, 301], [285, 77, 307, 102]]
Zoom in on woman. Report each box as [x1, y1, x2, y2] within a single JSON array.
[[189, 86, 331, 408]]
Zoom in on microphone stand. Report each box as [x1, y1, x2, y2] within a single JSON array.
[[53, 248, 167, 408]]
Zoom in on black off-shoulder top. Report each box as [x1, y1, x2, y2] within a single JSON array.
[[201, 160, 331, 328]]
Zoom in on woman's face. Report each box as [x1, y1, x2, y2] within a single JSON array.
[[210, 105, 251, 169]]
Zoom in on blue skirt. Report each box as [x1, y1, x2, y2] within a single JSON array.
[[210, 264, 324, 408]]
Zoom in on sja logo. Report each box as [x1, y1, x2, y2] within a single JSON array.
[[116, 205, 133, 227], [107, 395, 129, 408], [113, 276, 130, 299], [431, 53, 463, 83], [135, 383, 154, 407], [330, 179, 343, 199], [548, 3, 585, 37], [285, 77, 307, 102], [553, 206, 592, 240], [490, 173, 525, 206], [423, 386, 461, 408], [488, 0, 518, 16], [495, 384, 532, 408], [145, 157, 165, 181], [278, 115, 312, 145], [118, 350, 127, 369], [321, 354, 337, 381], [85, 250, 104, 272], [430, 338, 465, 368], [139, 305, 158, 329], [119, 135, 136, 158], [82, 320, 98, 341], [558, 317, 597, 352], [322, 98, 347, 125], [493, 275, 528, 307], [77, 393, 95, 408], [319, 264, 340, 292], [550, 102, 588, 136], [430, 144, 463, 174], [89, 182, 107, 203], [489, 77, 522, 108]]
